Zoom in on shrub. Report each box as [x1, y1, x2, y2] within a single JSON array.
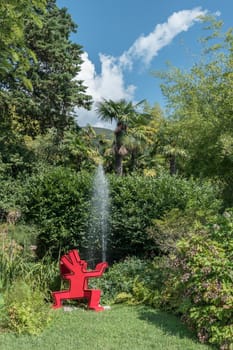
[[90, 256, 168, 306], [160, 233, 233, 349], [209, 208, 233, 255], [108, 174, 221, 260], [1, 280, 52, 335], [89, 257, 148, 304], [24, 167, 92, 258], [147, 203, 218, 254], [23, 169, 221, 262], [0, 233, 59, 298], [7, 224, 38, 249], [0, 177, 25, 222]]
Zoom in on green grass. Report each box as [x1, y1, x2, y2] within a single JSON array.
[[0, 305, 214, 350]]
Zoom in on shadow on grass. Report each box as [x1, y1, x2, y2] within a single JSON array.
[[137, 306, 214, 348]]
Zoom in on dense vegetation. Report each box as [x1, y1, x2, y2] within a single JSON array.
[[0, 3, 232, 349]]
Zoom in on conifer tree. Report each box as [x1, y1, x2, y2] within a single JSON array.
[[7, 0, 92, 136]]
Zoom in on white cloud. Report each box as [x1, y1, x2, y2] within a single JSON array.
[[76, 52, 136, 128], [214, 10, 221, 17], [120, 7, 207, 67], [76, 7, 207, 128]]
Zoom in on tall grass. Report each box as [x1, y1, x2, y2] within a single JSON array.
[[0, 237, 59, 293]]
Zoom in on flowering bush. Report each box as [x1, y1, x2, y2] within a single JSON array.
[[161, 233, 233, 349]]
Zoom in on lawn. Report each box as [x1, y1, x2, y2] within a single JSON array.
[[0, 305, 214, 350]]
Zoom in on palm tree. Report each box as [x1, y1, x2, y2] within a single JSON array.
[[157, 120, 187, 175], [96, 99, 144, 175]]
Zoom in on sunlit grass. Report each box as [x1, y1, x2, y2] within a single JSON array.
[[0, 305, 214, 350]]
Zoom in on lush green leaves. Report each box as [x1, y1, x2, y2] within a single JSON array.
[[160, 231, 233, 349], [9, 1, 92, 136], [154, 19, 233, 204], [0, 0, 46, 82], [108, 173, 221, 260], [24, 167, 92, 258], [2, 280, 52, 335]]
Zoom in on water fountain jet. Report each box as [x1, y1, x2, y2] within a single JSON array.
[[87, 164, 110, 265]]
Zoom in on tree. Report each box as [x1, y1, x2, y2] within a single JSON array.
[[156, 119, 187, 175], [154, 17, 233, 203], [97, 99, 142, 175], [25, 126, 100, 172], [0, 0, 46, 85], [124, 103, 163, 173], [7, 0, 92, 137]]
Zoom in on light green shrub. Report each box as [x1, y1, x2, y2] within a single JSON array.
[[2, 280, 52, 335]]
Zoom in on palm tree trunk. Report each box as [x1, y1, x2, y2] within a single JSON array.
[[115, 151, 123, 176], [169, 155, 176, 175], [114, 123, 125, 176]]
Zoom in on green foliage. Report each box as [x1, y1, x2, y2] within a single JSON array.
[[208, 208, 233, 254], [108, 173, 221, 260], [96, 99, 162, 175], [96, 99, 147, 175], [0, 109, 35, 176], [160, 233, 233, 349], [0, 1, 92, 175], [0, 0, 46, 83], [24, 127, 99, 172], [0, 233, 59, 294], [154, 18, 233, 204], [10, 1, 92, 137], [21, 169, 221, 261], [91, 257, 150, 304], [1, 280, 52, 335], [97, 99, 143, 125], [90, 256, 170, 308], [147, 202, 218, 254], [0, 176, 25, 215], [24, 167, 92, 258], [0, 238, 26, 289]]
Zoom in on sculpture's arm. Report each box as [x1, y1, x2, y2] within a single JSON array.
[[84, 262, 108, 277]]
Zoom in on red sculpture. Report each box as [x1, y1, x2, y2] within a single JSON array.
[[52, 249, 108, 311]]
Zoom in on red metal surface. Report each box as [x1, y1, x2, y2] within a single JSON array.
[[52, 249, 108, 311]]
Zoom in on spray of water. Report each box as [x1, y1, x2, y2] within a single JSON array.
[[88, 164, 110, 264]]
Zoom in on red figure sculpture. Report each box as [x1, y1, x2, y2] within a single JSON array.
[[52, 249, 108, 311]]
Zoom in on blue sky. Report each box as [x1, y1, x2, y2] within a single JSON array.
[[57, 0, 233, 129]]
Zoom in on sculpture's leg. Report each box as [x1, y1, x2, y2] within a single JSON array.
[[52, 291, 70, 309], [85, 290, 104, 311]]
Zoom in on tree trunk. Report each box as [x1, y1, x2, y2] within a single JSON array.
[[114, 123, 125, 176], [115, 151, 123, 176], [169, 155, 176, 175]]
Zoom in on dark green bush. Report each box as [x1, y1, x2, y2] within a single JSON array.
[[108, 174, 221, 260], [23, 169, 221, 261], [24, 167, 92, 258], [99, 257, 151, 303], [89, 256, 167, 306]]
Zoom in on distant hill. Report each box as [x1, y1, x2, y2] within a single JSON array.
[[83, 126, 114, 140], [94, 127, 114, 140]]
